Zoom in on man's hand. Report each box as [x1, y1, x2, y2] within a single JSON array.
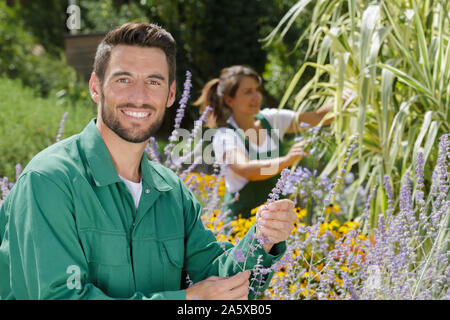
[[256, 199, 297, 253], [185, 270, 251, 300]]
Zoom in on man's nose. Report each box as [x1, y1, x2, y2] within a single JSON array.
[[128, 82, 149, 107]]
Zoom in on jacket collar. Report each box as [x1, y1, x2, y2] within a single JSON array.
[[79, 119, 172, 192]]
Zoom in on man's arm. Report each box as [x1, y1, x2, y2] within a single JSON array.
[[179, 179, 287, 299], [1, 171, 183, 300]]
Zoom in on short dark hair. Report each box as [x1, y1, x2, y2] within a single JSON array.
[[93, 22, 176, 86]]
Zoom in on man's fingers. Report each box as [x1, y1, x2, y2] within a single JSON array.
[[219, 270, 250, 291], [266, 199, 295, 212], [259, 218, 293, 231], [228, 279, 250, 300], [258, 225, 289, 243]]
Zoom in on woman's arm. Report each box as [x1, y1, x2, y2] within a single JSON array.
[[225, 141, 307, 181], [285, 89, 354, 134]]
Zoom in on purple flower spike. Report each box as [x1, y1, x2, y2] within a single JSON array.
[[56, 111, 69, 142], [233, 249, 246, 263], [266, 168, 291, 207], [164, 70, 193, 165]]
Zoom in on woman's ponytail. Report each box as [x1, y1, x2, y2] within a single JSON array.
[[193, 78, 228, 128]]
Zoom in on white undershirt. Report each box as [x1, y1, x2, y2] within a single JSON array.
[[212, 108, 297, 193], [119, 175, 142, 209]]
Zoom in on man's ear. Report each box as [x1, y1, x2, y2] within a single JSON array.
[[166, 80, 176, 108], [89, 72, 101, 104]]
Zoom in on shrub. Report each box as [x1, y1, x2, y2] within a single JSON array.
[[0, 77, 96, 179], [0, 2, 87, 100]]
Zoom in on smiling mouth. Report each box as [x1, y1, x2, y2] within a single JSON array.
[[121, 110, 152, 120]]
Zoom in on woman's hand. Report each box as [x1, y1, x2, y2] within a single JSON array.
[[282, 141, 309, 167]]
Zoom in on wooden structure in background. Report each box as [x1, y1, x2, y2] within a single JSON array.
[[64, 32, 105, 82]]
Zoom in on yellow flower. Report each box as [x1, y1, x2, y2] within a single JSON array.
[[289, 284, 296, 294], [292, 248, 300, 259], [294, 207, 307, 220], [335, 275, 343, 287], [231, 215, 255, 239], [344, 221, 360, 229], [330, 219, 340, 229], [250, 203, 265, 216], [319, 223, 329, 235], [324, 205, 333, 215], [340, 266, 349, 272], [276, 270, 286, 279], [358, 234, 368, 241], [324, 204, 342, 215]]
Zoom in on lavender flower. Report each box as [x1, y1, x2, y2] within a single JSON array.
[[430, 134, 450, 228], [172, 71, 192, 134], [325, 135, 358, 205], [415, 152, 425, 206], [145, 137, 161, 163], [173, 106, 213, 172], [185, 274, 194, 288], [399, 170, 417, 237], [233, 249, 246, 263], [1, 177, 9, 200], [56, 111, 69, 142], [266, 168, 291, 207], [164, 71, 192, 166], [15, 163, 22, 181]]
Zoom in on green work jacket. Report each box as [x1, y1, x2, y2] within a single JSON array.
[[0, 119, 286, 300]]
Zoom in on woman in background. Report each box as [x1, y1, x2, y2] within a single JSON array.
[[194, 65, 351, 219]]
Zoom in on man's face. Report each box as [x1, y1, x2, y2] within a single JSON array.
[[95, 45, 176, 143]]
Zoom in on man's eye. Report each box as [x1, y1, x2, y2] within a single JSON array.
[[117, 78, 129, 83], [147, 80, 160, 86]]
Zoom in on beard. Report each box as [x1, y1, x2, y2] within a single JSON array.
[[100, 91, 166, 143]]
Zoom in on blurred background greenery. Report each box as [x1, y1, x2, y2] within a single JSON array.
[[0, 0, 313, 179]]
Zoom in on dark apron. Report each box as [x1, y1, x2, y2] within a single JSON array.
[[223, 113, 288, 219]]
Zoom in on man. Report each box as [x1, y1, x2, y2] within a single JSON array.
[[0, 22, 296, 300]]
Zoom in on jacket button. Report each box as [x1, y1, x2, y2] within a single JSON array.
[[145, 189, 150, 194]]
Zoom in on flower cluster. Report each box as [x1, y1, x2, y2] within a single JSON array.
[[202, 133, 449, 300]]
